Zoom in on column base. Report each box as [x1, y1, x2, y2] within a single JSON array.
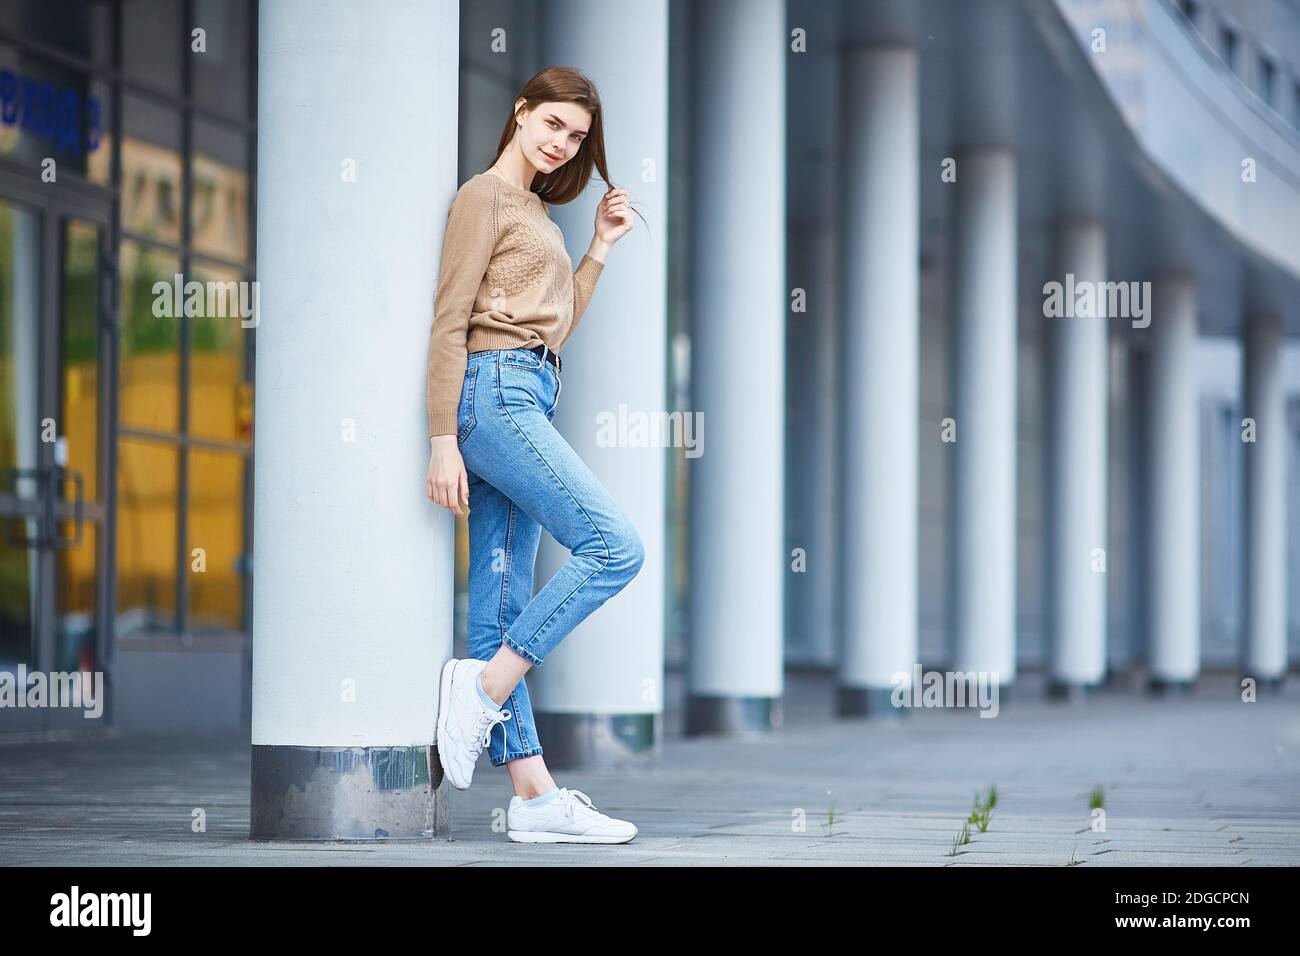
[[531, 712, 659, 770], [250, 744, 448, 841], [1100, 665, 1132, 690], [1146, 676, 1196, 696], [1045, 679, 1099, 702], [988, 679, 1013, 708], [1243, 674, 1287, 693], [836, 684, 906, 718], [685, 694, 781, 735]]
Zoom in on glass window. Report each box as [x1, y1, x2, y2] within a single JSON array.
[[83, 76, 111, 186], [189, 258, 251, 445], [124, 0, 180, 92], [122, 93, 182, 244], [1257, 56, 1275, 107], [119, 241, 180, 432], [192, 0, 251, 118], [1218, 26, 1239, 75], [192, 119, 249, 261], [116, 437, 178, 636], [0, 1, 113, 67], [0, 47, 109, 183], [187, 448, 246, 632]]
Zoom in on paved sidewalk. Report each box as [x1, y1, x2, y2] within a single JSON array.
[[1, 670, 1297, 866]]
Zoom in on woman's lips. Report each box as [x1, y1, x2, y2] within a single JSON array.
[[541, 150, 561, 162]]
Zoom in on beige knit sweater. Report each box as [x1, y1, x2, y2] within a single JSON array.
[[425, 170, 605, 437]]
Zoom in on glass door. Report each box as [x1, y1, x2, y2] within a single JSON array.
[[0, 171, 111, 734], [53, 217, 108, 677], [0, 199, 42, 677]]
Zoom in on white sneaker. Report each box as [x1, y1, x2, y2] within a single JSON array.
[[436, 658, 512, 790], [507, 787, 638, 844]]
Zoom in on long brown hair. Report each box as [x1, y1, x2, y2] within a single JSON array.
[[489, 66, 647, 231]]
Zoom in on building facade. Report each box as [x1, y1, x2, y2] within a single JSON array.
[[1, 0, 1297, 765], [0, 0, 255, 736]]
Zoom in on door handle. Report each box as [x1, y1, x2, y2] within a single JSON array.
[[50, 466, 85, 550], [0, 466, 83, 549]]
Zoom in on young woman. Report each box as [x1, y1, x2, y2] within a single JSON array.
[[425, 67, 644, 844]]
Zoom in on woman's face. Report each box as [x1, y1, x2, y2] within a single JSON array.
[[515, 99, 591, 172]]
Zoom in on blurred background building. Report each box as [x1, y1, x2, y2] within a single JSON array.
[[1, 0, 1297, 747], [0, 0, 254, 736]]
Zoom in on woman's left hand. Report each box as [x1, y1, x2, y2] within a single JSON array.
[[595, 187, 633, 245]]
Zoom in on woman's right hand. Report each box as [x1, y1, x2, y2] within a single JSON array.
[[427, 435, 469, 517]]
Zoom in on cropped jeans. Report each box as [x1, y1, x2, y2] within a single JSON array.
[[455, 346, 645, 767]]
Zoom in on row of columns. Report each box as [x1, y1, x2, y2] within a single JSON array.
[[818, 45, 1289, 711], [248, 2, 1289, 839]]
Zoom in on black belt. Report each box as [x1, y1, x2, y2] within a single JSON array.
[[527, 343, 561, 373]]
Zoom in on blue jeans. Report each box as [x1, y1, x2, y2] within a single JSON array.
[[456, 346, 646, 767]]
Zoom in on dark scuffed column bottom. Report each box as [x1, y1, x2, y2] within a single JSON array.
[[684, 695, 781, 736], [250, 744, 448, 841], [530, 712, 660, 770]]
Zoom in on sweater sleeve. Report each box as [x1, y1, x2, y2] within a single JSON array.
[[562, 253, 605, 346], [426, 176, 497, 438]]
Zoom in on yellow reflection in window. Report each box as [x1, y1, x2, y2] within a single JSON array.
[[116, 438, 177, 633], [187, 448, 244, 632], [190, 259, 250, 445]]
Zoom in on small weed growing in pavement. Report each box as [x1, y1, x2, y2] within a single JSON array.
[[947, 822, 972, 856], [818, 801, 845, 837]]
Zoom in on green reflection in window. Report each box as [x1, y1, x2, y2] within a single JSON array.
[[119, 241, 179, 432]]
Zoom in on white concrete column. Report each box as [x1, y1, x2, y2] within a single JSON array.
[[250, 0, 457, 839], [838, 46, 919, 715], [1147, 274, 1199, 687], [686, 0, 786, 733], [1045, 221, 1108, 692], [951, 148, 1018, 689], [1242, 313, 1286, 684], [533, 0, 669, 767]]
